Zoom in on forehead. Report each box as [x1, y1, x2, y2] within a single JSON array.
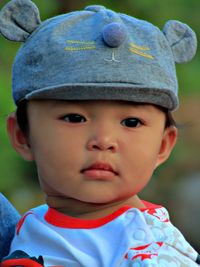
[[27, 99, 162, 112]]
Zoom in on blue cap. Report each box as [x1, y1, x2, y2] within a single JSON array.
[[0, 0, 197, 110]]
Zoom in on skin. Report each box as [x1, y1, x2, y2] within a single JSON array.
[[7, 100, 177, 219]]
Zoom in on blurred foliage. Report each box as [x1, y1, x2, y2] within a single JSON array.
[[0, 0, 200, 248]]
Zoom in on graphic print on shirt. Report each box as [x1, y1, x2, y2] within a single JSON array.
[[124, 242, 163, 261], [146, 208, 169, 223]]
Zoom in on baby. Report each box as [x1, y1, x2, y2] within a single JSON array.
[[0, 0, 199, 266]]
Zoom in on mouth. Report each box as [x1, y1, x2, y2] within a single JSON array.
[[81, 162, 118, 180]]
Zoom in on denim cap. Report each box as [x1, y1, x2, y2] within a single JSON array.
[[0, 0, 197, 110]]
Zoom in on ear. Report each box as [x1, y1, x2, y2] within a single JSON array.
[[7, 113, 34, 161], [0, 0, 41, 42], [163, 20, 197, 63], [155, 126, 178, 168]]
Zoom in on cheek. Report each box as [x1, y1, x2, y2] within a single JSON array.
[[30, 131, 86, 189], [30, 125, 83, 160], [34, 140, 77, 174], [123, 135, 162, 176]]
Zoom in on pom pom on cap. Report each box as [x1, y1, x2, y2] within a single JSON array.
[[103, 22, 127, 47]]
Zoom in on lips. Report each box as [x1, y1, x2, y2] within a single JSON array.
[[81, 162, 118, 179]]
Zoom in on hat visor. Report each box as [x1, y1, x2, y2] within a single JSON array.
[[24, 83, 178, 111]]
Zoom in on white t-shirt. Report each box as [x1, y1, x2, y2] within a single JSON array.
[[5, 201, 200, 266]]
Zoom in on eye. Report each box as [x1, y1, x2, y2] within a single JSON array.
[[121, 118, 142, 128], [61, 113, 86, 123]]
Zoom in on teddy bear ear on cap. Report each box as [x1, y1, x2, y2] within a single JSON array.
[[163, 20, 197, 63], [0, 0, 41, 42]]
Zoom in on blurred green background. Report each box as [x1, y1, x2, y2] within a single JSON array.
[[0, 0, 200, 250]]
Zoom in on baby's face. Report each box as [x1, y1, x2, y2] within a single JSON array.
[[23, 100, 176, 207]]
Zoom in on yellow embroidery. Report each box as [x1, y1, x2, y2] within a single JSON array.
[[66, 40, 95, 45], [130, 43, 150, 51], [129, 48, 154, 59], [65, 46, 96, 51], [65, 40, 154, 59], [129, 42, 154, 60], [65, 40, 96, 51]]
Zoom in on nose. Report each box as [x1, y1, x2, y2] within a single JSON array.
[[86, 129, 119, 153]]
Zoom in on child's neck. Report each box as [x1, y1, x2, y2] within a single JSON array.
[[46, 195, 145, 219]]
